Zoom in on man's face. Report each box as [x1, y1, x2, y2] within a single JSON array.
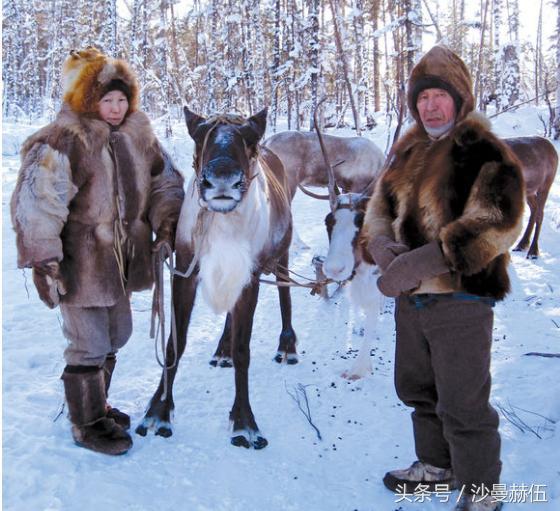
[[416, 88, 456, 129]]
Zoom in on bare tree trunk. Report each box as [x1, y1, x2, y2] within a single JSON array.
[[159, 0, 172, 136], [271, 0, 281, 129], [169, 0, 183, 103], [390, 0, 405, 118], [554, 0, 560, 139], [328, 0, 361, 134], [421, 0, 442, 40], [352, 0, 366, 119], [308, 0, 320, 129], [474, 0, 490, 109], [535, 0, 543, 106], [404, 0, 414, 76], [372, 0, 381, 112], [492, 0, 502, 111]]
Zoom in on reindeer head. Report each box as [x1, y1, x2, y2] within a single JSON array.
[[323, 193, 370, 281], [184, 107, 268, 213]]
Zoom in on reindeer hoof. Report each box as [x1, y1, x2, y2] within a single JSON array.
[[156, 426, 173, 438], [231, 435, 251, 448], [135, 416, 173, 438], [274, 352, 298, 364], [231, 429, 268, 449], [219, 357, 233, 368], [286, 354, 299, 365], [135, 424, 148, 437], [135, 416, 156, 436], [252, 436, 268, 449], [210, 356, 233, 367], [527, 253, 539, 260]]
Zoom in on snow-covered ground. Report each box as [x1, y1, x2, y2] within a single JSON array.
[[2, 108, 559, 511]]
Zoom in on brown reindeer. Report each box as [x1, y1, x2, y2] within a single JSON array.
[[506, 136, 558, 258], [136, 108, 295, 448]]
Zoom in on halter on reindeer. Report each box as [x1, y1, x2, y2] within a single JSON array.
[[137, 107, 296, 448]]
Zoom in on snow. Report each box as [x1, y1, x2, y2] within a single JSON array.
[[2, 109, 560, 511]]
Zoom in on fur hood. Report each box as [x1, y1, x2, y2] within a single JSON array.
[[407, 46, 474, 126], [62, 47, 140, 118]]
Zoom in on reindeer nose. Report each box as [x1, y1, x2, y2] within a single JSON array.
[[200, 171, 244, 192]]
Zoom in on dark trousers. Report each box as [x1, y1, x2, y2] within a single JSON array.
[[394, 294, 501, 492]]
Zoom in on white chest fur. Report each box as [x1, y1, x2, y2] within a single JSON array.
[[176, 172, 270, 314]]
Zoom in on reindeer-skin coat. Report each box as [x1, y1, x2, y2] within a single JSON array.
[[363, 47, 525, 300], [11, 50, 184, 306]]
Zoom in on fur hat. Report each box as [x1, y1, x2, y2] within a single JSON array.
[[62, 47, 139, 117], [407, 46, 474, 125], [101, 79, 132, 101]]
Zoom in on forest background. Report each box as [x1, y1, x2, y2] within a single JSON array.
[[2, 0, 560, 139]]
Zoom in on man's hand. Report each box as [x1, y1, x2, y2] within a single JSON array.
[[367, 235, 410, 272], [32, 259, 66, 309], [376, 241, 449, 297]]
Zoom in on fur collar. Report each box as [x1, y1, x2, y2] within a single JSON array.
[[21, 105, 156, 158]]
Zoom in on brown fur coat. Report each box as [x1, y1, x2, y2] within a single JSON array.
[[11, 52, 184, 307], [363, 112, 525, 300]]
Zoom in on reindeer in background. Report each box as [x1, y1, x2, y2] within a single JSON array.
[[263, 130, 385, 199], [137, 108, 295, 448], [506, 136, 558, 259]]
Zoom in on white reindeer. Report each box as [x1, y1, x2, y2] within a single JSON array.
[[322, 193, 382, 380]]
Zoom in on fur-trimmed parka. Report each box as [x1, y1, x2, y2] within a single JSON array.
[[11, 48, 185, 307], [363, 46, 525, 300]]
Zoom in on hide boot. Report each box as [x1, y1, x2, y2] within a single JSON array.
[[383, 460, 457, 493], [61, 366, 132, 455], [103, 354, 131, 430]]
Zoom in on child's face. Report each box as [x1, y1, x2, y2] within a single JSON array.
[[98, 90, 129, 126]]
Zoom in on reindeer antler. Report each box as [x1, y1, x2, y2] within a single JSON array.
[[313, 97, 340, 213]]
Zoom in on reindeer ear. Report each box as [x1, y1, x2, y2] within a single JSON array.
[[183, 106, 207, 140], [239, 108, 268, 146]]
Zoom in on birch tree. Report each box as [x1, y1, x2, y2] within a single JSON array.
[[554, 0, 560, 139]]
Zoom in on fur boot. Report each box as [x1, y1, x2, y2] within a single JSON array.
[[61, 366, 132, 455]]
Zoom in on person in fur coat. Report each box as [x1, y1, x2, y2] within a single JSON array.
[[362, 46, 525, 511], [11, 47, 185, 455]]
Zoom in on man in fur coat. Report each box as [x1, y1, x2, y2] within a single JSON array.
[[11, 48, 184, 455], [362, 46, 525, 510]]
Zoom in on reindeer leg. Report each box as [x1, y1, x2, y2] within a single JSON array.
[[229, 277, 267, 449], [342, 289, 380, 380], [136, 256, 198, 438], [514, 194, 537, 252], [210, 313, 233, 367], [274, 250, 298, 364], [527, 190, 549, 259]]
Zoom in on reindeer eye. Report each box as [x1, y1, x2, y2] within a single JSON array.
[[201, 177, 214, 189]]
